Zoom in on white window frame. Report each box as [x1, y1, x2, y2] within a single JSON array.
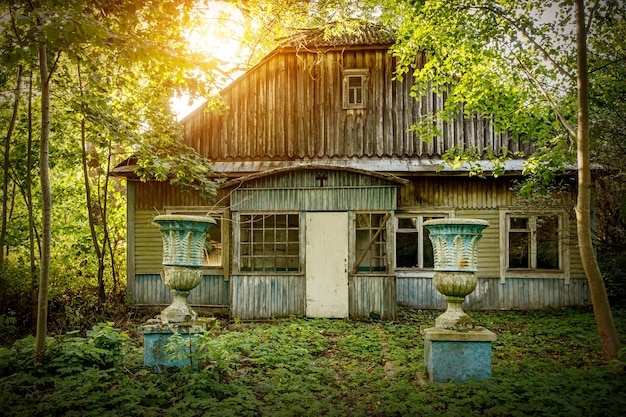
[[165, 207, 226, 274], [236, 212, 301, 274], [394, 211, 453, 277], [499, 210, 570, 283], [342, 69, 369, 109]]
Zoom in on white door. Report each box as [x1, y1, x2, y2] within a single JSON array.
[[305, 212, 349, 318]]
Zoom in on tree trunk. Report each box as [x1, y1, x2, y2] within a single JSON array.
[[34, 40, 52, 365], [77, 64, 106, 305], [27, 72, 39, 328], [1, 65, 23, 270], [575, 0, 620, 361]]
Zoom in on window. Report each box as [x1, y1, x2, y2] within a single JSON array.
[[166, 209, 223, 268], [395, 214, 448, 269], [204, 216, 223, 267], [507, 215, 560, 270], [239, 213, 300, 272], [354, 212, 388, 273], [343, 69, 368, 109]]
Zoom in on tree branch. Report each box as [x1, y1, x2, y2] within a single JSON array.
[[513, 51, 577, 143], [586, 0, 602, 35], [474, 4, 576, 82]]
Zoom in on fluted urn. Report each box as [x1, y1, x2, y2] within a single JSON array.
[[423, 218, 489, 330], [152, 214, 216, 323]]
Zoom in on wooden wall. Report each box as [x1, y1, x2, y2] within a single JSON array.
[[133, 274, 229, 307], [230, 274, 306, 320], [397, 277, 589, 310], [130, 175, 589, 312], [183, 48, 534, 161], [398, 176, 514, 209]]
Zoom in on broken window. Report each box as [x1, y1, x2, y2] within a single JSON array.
[[354, 212, 388, 273]]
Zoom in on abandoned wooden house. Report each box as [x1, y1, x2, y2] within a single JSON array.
[[113, 25, 590, 320]]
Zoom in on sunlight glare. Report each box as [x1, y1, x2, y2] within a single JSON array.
[[171, 1, 244, 120]]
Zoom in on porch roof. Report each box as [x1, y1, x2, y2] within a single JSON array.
[[219, 164, 410, 189]]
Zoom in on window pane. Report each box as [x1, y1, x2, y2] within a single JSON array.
[[348, 76, 361, 87], [509, 231, 530, 268], [423, 228, 435, 268], [204, 218, 222, 267], [355, 213, 387, 273], [422, 216, 443, 269], [396, 232, 418, 268], [398, 218, 416, 229], [510, 217, 528, 229], [537, 216, 559, 269], [238, 213, 300, 273]]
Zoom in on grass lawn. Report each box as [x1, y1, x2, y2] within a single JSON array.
[[1, 307, 625, 416]]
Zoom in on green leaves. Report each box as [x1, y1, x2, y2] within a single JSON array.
[[134, 138, 219, 202], [1, 308, 625, 416]]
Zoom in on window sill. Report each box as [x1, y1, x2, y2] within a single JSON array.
[[395, 269, 436, 278], [504, 270, 565, 279]]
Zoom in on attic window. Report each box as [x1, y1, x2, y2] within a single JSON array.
[[343, 69, 368, 109]]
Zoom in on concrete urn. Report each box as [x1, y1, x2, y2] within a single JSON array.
[[423, 218, 489, 330], [152, 214, 216, 323]]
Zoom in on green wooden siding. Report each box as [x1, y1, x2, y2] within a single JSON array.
[[230, 169, 401, 212], [397, 277, 589, 310], [133, 274, 229, 306], [349, 275, 397, 320], [230, 274, 306, 319]]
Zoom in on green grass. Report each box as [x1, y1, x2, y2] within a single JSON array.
[[1, 308, 625, 416]]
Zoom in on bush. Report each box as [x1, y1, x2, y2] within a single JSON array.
[[0, 322, 131, 377], [598, 251, 626, 307]]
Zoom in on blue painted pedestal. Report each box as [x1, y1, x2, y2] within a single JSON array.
[[423, 327, 497, 382], [138, 322, 206, 372]]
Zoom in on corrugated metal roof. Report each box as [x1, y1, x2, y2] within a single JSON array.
[[278, 22, 396, 49]]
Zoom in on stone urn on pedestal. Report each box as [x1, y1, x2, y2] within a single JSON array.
[[421, 218, 497, 382], [425, 218, 488, 330], [138, 214, 215, 372], [152, 214, 216, 323]]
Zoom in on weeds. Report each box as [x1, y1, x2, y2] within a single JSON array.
[[1, 308, 625, 416]]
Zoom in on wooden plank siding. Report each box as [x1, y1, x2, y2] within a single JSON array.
[[132, 180, 229, 210], [398, 176, 513, 209], [397, 277, 589, 310], [133, 274, 229, 307], [349, 275, 397, 320], [229, 169, 402, 212], [182, 48, 534, 162], [230, 274, 306, 320]]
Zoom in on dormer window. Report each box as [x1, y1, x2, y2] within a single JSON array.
[[343, 69, 368, 109]]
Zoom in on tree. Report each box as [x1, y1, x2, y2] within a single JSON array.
[[0, 0, 224, 362], [386, 0, 622, 360]]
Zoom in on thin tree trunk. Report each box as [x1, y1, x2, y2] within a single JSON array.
[[27, 72, 39, 328], [1, 65, 23, 270], [575, 0, 620, 361], [77, 64, 106, 305], [103, 146, 118, 294], [6, 182, 17, 258], [34, 39, 52, 365]]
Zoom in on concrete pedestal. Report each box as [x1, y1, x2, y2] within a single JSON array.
[[138, 322, 207, 372], [423, 326, 497, 383]]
